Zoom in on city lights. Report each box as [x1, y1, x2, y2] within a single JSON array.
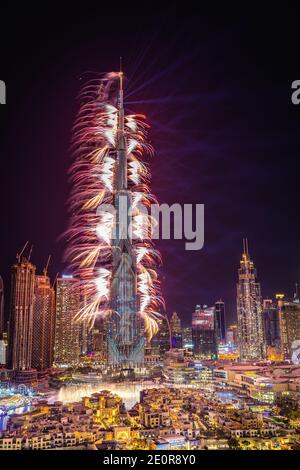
[[1, 69, 300, 453]]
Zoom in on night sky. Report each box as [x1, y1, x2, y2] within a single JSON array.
[[1, 6, 300, 326]]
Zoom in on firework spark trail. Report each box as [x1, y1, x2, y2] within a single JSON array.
[[64, 72, 164, 339]]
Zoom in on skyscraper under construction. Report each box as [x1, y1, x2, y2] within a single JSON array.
[[237, 239, 265, 361]]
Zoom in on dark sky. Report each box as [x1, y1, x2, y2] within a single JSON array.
[[1, 5, 300, 326]]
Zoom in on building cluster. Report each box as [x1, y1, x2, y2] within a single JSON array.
[[1, 386, 298, 450], [0, 390, 125, 450], [213, 363, 300, 405], [236, 240, 300, 363], [0, 257, 108, 379], [0, 238, 300, 450], [167, 239, 300, 364], [0, 255, 228, 377]]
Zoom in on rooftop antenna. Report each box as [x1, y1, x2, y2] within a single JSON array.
[[16, 241, 29, 263], [118, 56, 124, 112], [243, 238, 249, 256], [117, 55, 126, 190]]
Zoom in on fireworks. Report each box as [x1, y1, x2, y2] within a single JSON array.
[[65, 72, 164, 340]]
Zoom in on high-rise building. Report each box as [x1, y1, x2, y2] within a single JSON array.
[[93, 318, 107, 363], [8, 259, 36, 370], [237, 239, 265, 361], [170, 312, 182, 348], [107, 74, 144, 368], [32, 274, 55, 370], [151, 315, 171, 355], [170, 312, 181, 334], [54, 276, 80, 367], [277, 294, 300, 359], [263, 299, 280, 348], [0, 333, 7, 365], [79, 294, 95, 355], [66, 72, 163, 371], [182, 327, 193, 349], [80, 320, 94, 355], [0, 276, 4, 338], [192, 305, 217, 359], [214, 300, 226, 344]]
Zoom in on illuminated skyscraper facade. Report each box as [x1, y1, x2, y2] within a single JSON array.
[[170, 312, 182, 348], [214, 300, 226, 344], [8, 259, 36, 370], [54, 276, 80, 366], [170, 312, 181, 334], [107, 74, 144, 368], [32, 274, 55, 370], [79, 294, 95, 355], [277, 295, 300, 359], [226, 324, 238, 345], [93, 318, 107, 362], [263, 299, 280, 348], [182, 326, 193, 349], [237, 239, 265, 361], [151, 315, 171, 355], [192, 305, 218, 359]]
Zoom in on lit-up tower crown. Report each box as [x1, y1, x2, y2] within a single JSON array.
[[237, 239, 266, 361]]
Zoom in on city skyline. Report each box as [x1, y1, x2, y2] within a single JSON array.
[[1, 239, 299, 329], [1, 7, 300, 456], [1, 12, 300, 326]]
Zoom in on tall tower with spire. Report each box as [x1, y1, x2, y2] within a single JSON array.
[[237, 239, 266, 361], [66, 68, 163, 370], [107, 70, 144, 367]]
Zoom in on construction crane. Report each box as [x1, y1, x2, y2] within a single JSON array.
[[43, 255, 51, 277], [53, 272, 59, 288], [28, 244, 34, 262], [16, 241, 29, 263]]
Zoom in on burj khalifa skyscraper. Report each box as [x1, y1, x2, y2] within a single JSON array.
[[65, 68, 164, 368]]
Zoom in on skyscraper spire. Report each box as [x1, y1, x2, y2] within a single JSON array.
[[243, 238, 249, 257], [116, 66, 126, 189], [118, 58, 124, 125]]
